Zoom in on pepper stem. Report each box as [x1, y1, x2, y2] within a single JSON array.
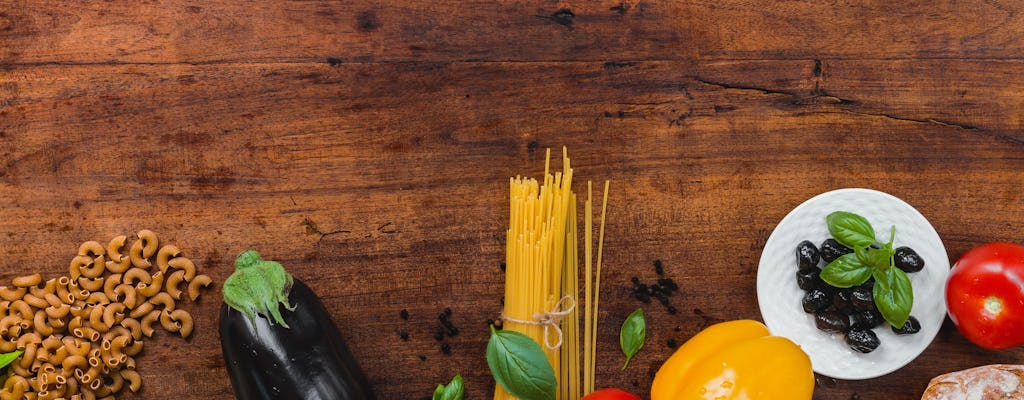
[[222, 250, 296, 328]]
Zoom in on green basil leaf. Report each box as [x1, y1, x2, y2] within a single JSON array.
[[873, 267, 913, 328], [820, 253, 873, 288], [486, 326, 556, 400], [0, 350, 21, 370], [860, 247, 892, 269], [619, 308, 646, 370], [433, 374, 464, 400], [827, 211, 877, 249]]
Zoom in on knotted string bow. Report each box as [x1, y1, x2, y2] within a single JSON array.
[[499, 295, 576, 350]]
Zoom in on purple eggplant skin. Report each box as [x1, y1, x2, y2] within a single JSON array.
[[219, 278, 375, 400]]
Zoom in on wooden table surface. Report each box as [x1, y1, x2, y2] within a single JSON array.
[[3, 1, 1024, 399]]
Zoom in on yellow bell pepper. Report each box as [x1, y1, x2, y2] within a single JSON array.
[[651, 320, 814, 400]]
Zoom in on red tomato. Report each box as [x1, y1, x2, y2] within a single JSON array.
[[582, 388, 642, 400], [946, 242, 1024, 349]]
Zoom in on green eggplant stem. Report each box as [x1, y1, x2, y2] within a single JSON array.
[[222, 250, 296, 328]]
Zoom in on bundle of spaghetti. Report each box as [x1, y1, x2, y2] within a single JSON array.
[[497, 148, 609, 400], [497, 148, 574, 400]]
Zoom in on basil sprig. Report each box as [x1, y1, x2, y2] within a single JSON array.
[[486, 326, 556, 400], [820, 211, 913, 328], [0, 350, 21, 370], [432, 374, 464, 400], [619, 308, 646, 370]]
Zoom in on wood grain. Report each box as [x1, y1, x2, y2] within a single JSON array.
[[3, 1, 1024, 399], [4, 0, 1024, 64]]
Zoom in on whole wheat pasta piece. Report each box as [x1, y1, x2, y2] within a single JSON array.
[[159, 309, 181, 333], [72, 327, 100, 342], [67, 315, 83, 331], [76, 278, 103, 293], [17, 343, 37, 369], [101, 326, 129, 343], [170, 309, 194, 338], [106, 236, 126, 263], [167, 257, 197, 281], [135, 271, 164, 298], [187, 274, 212, 301], [40, 335, 61, 353], [80, 364, 102, 385], [139, 310, 160, 337], [21, 294, 47, 309], [87, 306, 107, 333], [32, 311, 53, 337], [121, 268, 151, 287], [0, 287, 26, 302], [12, 274, 42, 288], [0, 301, 8, 315], [119, 318, 142, 340], [108, 336, 130, 359], [9, 360, 30, 377], [50, 344, 69, 365], [79, 255, 106, 279], [155, 245, 181, 273], [10, 300, 33, 320], [44, 316, 66, 332], [29, 279, 57, 298], [3, 375, 28, 400], [70, 287, 88, 302], [104, 258, 130, 275], [61, 355, 87, 372], [128, 231, 158, 269], [164, 270, 186, 300], [104, 370, 124, 393], [123, 355, 135, 370], [101, 303, 125, 329], [127, 301, 152, 319], [112, 285, 137, 310], [62, 337, 90, 357], [77, 241, 105, 258], [42, 293, 63, 309], [55, 278, 72, 304], [69, 256, 93, 280], [147, 292, 174, 311], [101, 275, 121, 301], [0, 316, 20, 337], [120, 369, 141, 392], [83, 292, 109, 306], [0, 340, 14, 353]]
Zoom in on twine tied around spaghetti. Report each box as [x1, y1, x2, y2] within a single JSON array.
[[498, 295, 576, 350]]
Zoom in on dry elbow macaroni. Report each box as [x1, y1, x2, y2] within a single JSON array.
[[0, 231, 213, 399]]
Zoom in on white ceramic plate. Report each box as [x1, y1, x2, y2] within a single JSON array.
[[756, 188, 949, 380]]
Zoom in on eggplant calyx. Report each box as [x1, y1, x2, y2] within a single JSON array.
[[223, 249, 297, 329]]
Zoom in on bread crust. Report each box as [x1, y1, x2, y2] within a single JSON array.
[[922, 364, 1024, 400]]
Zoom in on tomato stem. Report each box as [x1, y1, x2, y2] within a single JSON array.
[[983, 296, 1004, 317]]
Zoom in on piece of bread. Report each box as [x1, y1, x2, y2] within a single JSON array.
[[921, 364, 1024, 400]]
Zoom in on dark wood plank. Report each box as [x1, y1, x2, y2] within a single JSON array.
[[4, 0, 1024, 65], [2, 60, 1024, 399]]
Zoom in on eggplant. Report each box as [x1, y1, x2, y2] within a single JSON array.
[[219, 250, 375, 400]]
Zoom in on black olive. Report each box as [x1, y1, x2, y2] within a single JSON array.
[[850, 309, 884, 330], [850, 285, 876, 311], [796, 240, 821, 271], [832, 288, 855, 315], [814, 310, 850, 333], [802, 289, 832, 313], [894, 247, 925, 273], [796, 269, 824, 291], [846, 329, 880, 353], [820, 239, 853, 263], [892, 316, 921, 335]]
